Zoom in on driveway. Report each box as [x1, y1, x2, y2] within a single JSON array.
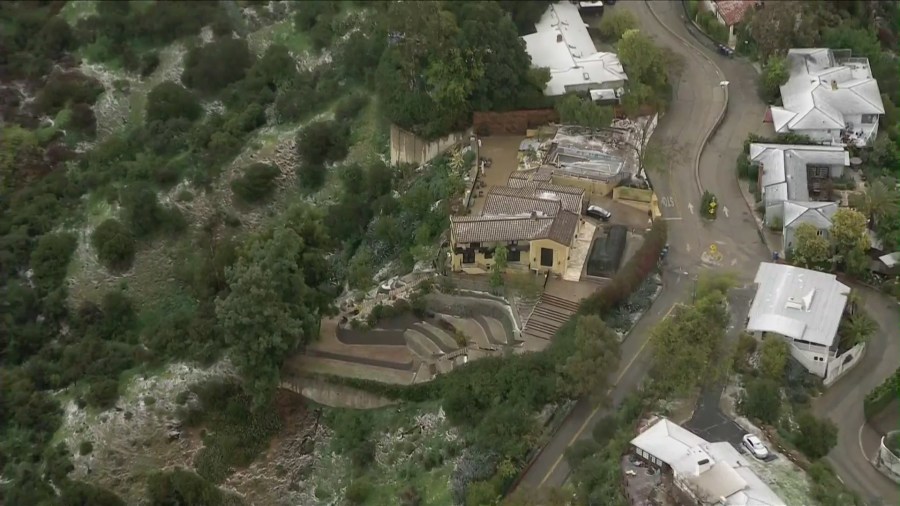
[[813, 284, 900, 505]]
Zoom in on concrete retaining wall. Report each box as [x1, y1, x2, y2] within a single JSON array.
[[390, 124, 471, 166], [874, 431, 900, 484]]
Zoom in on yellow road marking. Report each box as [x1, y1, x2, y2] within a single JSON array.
[[537, 302, 680, 487]]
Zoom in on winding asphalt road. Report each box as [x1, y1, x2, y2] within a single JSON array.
[[515, 0, 769, 490], [516, 2, 900, 501], [813, 283, 900, 505]]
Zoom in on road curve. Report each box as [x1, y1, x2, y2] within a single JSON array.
[[813, 284, 900, 505], [515, 0, 766, 490]]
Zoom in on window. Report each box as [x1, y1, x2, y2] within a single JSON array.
[[540, 247, 554, 267], [484, 249, 494, 259], [861, 114, 878, 124], [462, 248, 475, 264], [816, 229, 825, 237], [507, 249, 521, 262]]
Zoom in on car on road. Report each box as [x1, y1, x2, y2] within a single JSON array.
[[742, 434, 769, 459], [585, 205, 612, 221]]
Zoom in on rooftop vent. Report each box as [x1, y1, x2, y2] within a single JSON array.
[[583, 72, 590, 81], [557, 33, 563, 43], [831, 80, 838, 90]]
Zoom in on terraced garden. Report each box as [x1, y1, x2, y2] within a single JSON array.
[[291, 293, 521, 385]]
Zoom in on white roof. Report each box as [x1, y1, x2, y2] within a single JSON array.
[[631, 418, 786, 506], [783, 201, 838, 230], [880, 252, 900, 268], [750, 143, 849, 207], [522, 2, 627, 96], [748, 263, 850, 347], [776, 48, 884, 133]]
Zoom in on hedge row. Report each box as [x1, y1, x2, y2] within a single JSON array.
[[864, 366, 900, 419], [578, 219, 667, 317]]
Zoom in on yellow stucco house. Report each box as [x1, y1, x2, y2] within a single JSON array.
[[449, 184, 585, 276]]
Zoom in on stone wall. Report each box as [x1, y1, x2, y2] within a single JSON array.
[[874, 432, 900, 484]]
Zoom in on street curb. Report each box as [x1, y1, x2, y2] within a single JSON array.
[[507, 281, 666, 493], [650, 1, 775, 252]]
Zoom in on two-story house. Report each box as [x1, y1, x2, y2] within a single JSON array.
[[521, 1, 627, 101], [449, 183, 586, 275], [750, 143, 849, 253], [769, 48, 885, 147], [746, 263, 864, 385]]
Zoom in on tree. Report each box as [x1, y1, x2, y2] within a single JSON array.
[[598, 9, 638, 42], [555, 94, 613, 130], [91, 219, 136, 271], [758, 337, 789, 381], [30, 232, 78, 294], [790, 222, 832, 269], [556, 315, 621, 400], [295, 120, 350, 167], [230, 163, 281, 204], [859, 179, 900, 229], [215, 207, 333, 405], [830, 208, 870, 275], [839, 310, 878, 348], [490, 245, 508, 288], [746, 1, 823, 62], [617, 29, 669, 109], [740, 378, 782, 425], [146, 468, 241, 506], [760, 56, 789, 103], [146, 82, 202, 123], [498, 1, 551, 35], [650, 293, 728, 395], [182, 38, 253, 95], [793, 411, 838, 459]]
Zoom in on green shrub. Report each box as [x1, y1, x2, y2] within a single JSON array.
[[30, 232, 78, 294], [739, 378, 781, 424], [597, 9, 638, 42], [345, 478, 373, 505], [695, 11, 729, 45], [79, 441, 93, 456], [91, 219, 136, 271], [864, 367, 900, 419], [230, 163, 281, 203], [146, 82, 202, 123], [182, 38, 253, 95], [85, 377, 120, 409], [792, 411, 837, 459], [36, 71, 104, 115], [700, 190, 718, 219]]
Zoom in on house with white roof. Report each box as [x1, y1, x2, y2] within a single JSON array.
[[630, 417, 786, 506], [747, 263, 864, 384], [522, 2, 628, 101], [782, 201, 839, 253], [769, 48, 885, 147], [749, 143, 849, 252]]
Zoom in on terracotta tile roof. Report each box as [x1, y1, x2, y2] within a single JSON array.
[[482, 192, 562, 217], [714, 0, 755, 26], [508, 168, 553, 187], [450, 210, 579, 246], [487, 184, 584, 214]]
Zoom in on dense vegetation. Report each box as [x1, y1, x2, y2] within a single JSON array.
[[336, 220, 669, 502]]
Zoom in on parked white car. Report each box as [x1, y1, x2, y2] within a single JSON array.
[[742, 434, 769, 459]]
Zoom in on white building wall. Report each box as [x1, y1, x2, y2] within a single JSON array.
[[790, 342, 829, 377], [824, 342, 866, 386]]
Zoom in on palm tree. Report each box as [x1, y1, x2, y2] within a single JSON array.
[[861, 179, 900, 229], [838, 310, 878, 349]]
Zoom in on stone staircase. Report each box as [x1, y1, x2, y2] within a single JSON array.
[[522, 293, 580, 341]]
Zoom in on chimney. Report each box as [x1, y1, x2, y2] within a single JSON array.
[[556, 33, 563, 43], [831, 80, 838, 90], [696, 458, 712, 475], [531, 211, 538, 220]]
